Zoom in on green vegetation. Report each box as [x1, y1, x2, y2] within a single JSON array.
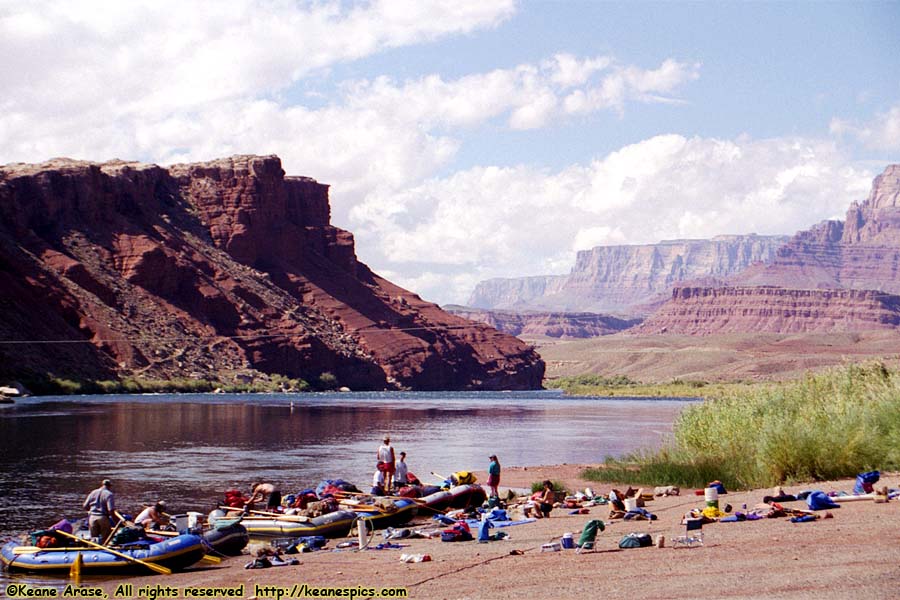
[[582, 362, 900, 490], [28, 375, 310, 395], [546, 374, 766, 399], [530, 479, 567, 494]]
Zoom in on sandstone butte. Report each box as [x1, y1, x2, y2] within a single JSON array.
[[0, 155, 544, 391], [637, 164, 900, 335]]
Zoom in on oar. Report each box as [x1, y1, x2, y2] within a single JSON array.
[[69, 552, 83, 581], [217, 506, 307, 520], [103, 512, 127, 545], [55, 530, 171, 575]]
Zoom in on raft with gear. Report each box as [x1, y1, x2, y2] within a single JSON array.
[[238, 509, 358, 539], [346, 497, 418, 530], [420, 484, 487, 511], [0, 533, 206, 574]]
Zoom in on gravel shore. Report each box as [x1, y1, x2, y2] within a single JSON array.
[[69, 466, 900, 599]]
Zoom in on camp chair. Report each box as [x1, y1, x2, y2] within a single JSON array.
[[671, 518, 703, 548], [575, 519, 604, 553]]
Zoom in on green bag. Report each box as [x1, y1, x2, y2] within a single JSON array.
[[618, 533, 652, 549]]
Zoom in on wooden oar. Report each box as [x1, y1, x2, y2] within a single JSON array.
[[55, 530, 171, 575], [69, 552, 83, 581], [217, 506, 309, 520], [103, 512, 127, 545]]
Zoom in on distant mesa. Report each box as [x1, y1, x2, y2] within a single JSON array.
[[443, 305, 641, 339], [633, 286, 900, 336], [468, 234, 789, 317], [0, 155, 544, 391], [468, 164, 900, 338]]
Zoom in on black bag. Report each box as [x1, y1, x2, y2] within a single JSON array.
[[618, 533, 652, 549]]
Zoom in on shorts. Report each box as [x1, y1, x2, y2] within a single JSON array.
[[487, 474, 500, 487], [267, 490, 282, 510]]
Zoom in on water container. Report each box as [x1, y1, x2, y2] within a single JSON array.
[[623, 498, 638, 512], [187, 511, 204, 530], [357, 518, 368, 550], [171, 514, 188, 533], [561, 532, 575, 549], [704, 487, 719, 503]]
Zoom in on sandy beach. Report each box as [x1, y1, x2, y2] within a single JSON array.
[[32, 465, 892, 600]]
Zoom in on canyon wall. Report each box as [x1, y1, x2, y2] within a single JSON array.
[[443, 306, 640, 339], [633, 286, 900, 335], [469, 234, 788, 316], [0, 156, 544, 390]]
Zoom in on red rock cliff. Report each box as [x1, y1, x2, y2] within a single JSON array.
[[737, 164, 900, 292], [633, 286, 900, 335], [0, 156, 544, 390]]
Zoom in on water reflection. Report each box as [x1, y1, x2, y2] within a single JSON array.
[[0, 390, 693, 541]]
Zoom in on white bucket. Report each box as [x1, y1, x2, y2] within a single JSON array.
[[623, 498, 638, 512], [704, 487, 719, 503], [171, 514, 188, 533], [187, 511, 204, 529]]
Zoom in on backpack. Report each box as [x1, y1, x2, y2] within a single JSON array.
[[111, 525, 147, 545], [441, 522, 472, 542], [618, 533, 652, 549]]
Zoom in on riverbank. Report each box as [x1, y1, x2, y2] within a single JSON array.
[[57, 466, 899, 599]]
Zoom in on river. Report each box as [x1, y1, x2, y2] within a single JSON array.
[[0, 390, 695, 541]]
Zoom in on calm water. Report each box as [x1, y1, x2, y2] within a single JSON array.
[[0, 390, 694, 542]]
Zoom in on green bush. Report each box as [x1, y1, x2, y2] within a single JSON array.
[[530, 480, 567, 494], [582, 362, 900, 489]]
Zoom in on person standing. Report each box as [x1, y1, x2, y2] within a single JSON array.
[[83, 479, 116, 542], [394, 451, 409, 489], [376, 435, 396, 492], [487, 455, 501, 498]]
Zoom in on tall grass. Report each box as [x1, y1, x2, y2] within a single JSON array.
[[583, 362, 900, 489]]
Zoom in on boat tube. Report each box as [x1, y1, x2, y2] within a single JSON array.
[[240, 510, 356, 539], [0, 533, 206, 574]]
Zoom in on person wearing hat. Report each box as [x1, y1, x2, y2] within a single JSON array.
[[488, 455, 501, 498], [82, 479, 116, 542], [135, 500, 168, 530], [376, 435, 396, 493]]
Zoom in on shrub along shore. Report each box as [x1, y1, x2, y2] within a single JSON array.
[[577, 362, 900, 490]]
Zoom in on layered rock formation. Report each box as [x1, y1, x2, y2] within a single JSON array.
[[633, 286, 900, 335], [0, 156, 544, 390], [443, 306, 640, 339], [469, 234, 788, 316], [737, 165, 900, 292]]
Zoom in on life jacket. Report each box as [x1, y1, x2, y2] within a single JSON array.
[[451, 471, 476, 485]]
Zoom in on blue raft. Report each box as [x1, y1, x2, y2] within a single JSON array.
[[0, 533, 206, 574]]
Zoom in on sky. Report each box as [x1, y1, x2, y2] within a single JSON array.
[[2, 0, 899, 305]]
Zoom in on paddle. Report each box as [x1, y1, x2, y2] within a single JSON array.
[[217, 506, 309, 520], [69, 552, 83, 581], [103, 512, 127, 545], [55, 530, 172, 575]]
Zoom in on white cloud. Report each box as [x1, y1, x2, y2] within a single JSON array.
[[350, 135, 874, 304], [830, 104, 900, 151]]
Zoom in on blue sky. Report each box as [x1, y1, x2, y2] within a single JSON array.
[[2, 1, 899, 304]]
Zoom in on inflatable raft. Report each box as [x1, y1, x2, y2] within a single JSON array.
[[350, 498, 417, 530], [0, 534, 206, 574], [240, 510, 357, 539], [421, 484, 487, 511], [202, 521, 249, 556]]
